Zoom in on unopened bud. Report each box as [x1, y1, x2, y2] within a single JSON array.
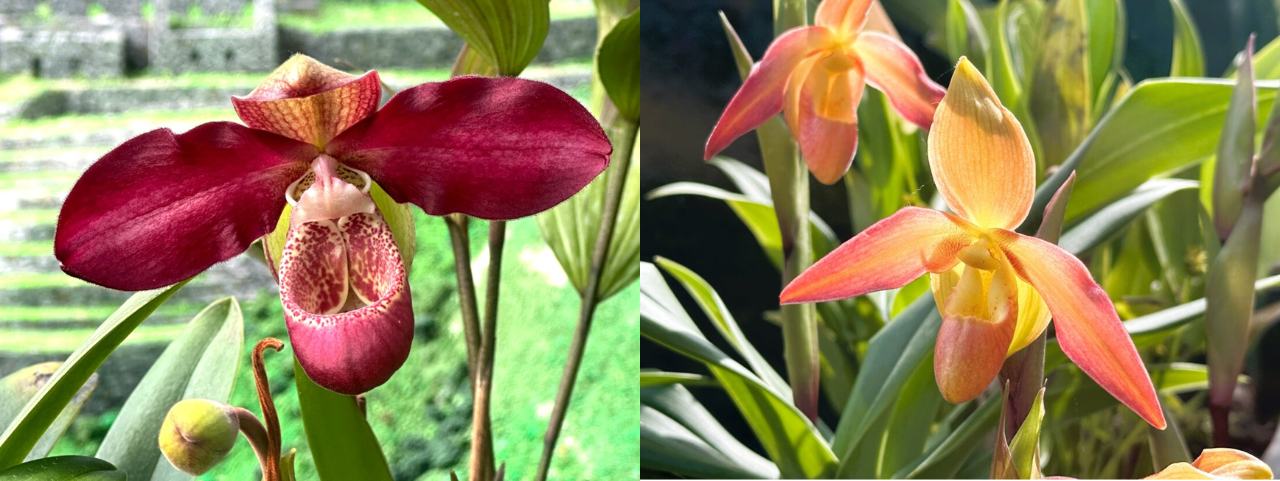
[[158, 399, 240, 475]]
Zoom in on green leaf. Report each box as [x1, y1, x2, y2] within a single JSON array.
[[876, 353, 945, 478], [1086, 0, 1124, 95], [413, 0, 548, 76], [1030, 0, 1092, 168], [987, 0, 1023, 113], [1168, 0, 1205, 77], [639, 370, 718, 388], [0, 282, 185, 469], [640, 263, 837, 478], [640, 406, 775, 479], [1247, 34, 1280, 80], [598, 9, 639, 121], [1059, 179, 1199, 255], [295, 360, 393, 481], [96, 298, 244, 481], [896, 394, 1002, 479], [1033, 78, 1279, 224], [1008, 388, 1045, 479], [654, 257, 791, 398], [0, 364, 97, 463], [945, 0, 988, 66], [1206, 197, 1265, 407], [0, 456, 124, 480], [1213, 42, 1257, 237], [1147, 401, 1191, 469], [1046, 363, 1212, 424], [641, 384, 779, 479]]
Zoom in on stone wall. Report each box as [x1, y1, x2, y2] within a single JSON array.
[[0, 27, 125, 78]]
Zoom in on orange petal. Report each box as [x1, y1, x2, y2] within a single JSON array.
[[854, 32, 947, 130], [933, 260, 1018, 403], [705, 26, 837, 159], [1145, 463, 1216, 480], [780, 207, 978, 304], [233, 55, 382, 148], [925, 57, 1034, 230], [788, 53, 865, 184], [994, 230, 1166, 429], [1193, 448, 1273, 479], [815, 0, 873, 35]]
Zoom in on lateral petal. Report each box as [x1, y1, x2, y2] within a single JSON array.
[[780, 207, 978, 304], [854, 32, 947, 130], [925, 57, 1034, 230], [705, 26, 837, 159], [995, 230, 1166, 429], [232, 54, 382, 148], [55, 122, 314, 291], [327, 76, 611, 220], [814, 0, 873, 35]]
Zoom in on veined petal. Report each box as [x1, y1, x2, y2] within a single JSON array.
[[925, 57, 1034, 230], [705, 26, 837, 159], [814, 0, 873, 36], [854, 32, 947, 130], [1191, 449, 1273, 479], [232, 54, 382, 148], [55, 122, 314, 291], [934, 261, 1018, 403], [790, 54, 865, 184], [282, 212, 413, 395], [1145, 463, 1216, 480], [780, 207, 978, 304], [327, 76, 611, 220], [994, 230, 1166, 429]]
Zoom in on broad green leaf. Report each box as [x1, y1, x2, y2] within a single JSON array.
[[1059, 179, 1199, 255], [639, 370, 717, 388], [96, 298, 244, 481], [0, 364, 96, 462], [1045, 363, 1212, 423], [987, 0, 1023, 112], [414, 0, 548, 76], [1248, 34, 1280, 80], [640, 263, 837, 478], [0, 282, 185, 469], [1086, 0, 1123, 95], [832, 296, 940, 476], [598, 9, 639, 121], [1030, 0, 1092, 168], [1033, 79, 1280, 224], [1168, 0, 1205, 77], [0, 456, 123, 480], [640, 406, 775, 479], [876, 353, 945, 478], [1213, 42, 1257, 237], [641, 384, 779, 479], [1008, 388, 1046, 479], [654, 257, 790, 398], [295, 360, 393, 481], [897, 394, 1002, 479]]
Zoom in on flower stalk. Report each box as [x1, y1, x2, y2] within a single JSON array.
[[470, 220, 506, 481], [253, 338, 285, 481]]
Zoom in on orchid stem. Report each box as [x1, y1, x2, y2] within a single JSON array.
[[230, 407, 272, 477], [253, 338, 285, 481], [446, 214, 483, 386], [998, 332, 1046, 438], [469, 220, 505, 481], [535, 115, 638, 481]]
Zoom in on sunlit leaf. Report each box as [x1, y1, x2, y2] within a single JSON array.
[[1213, 41, 1257, 237], [639, 370, 718, 388], [1059, 179, 1199, 255], [0, 364, 96, 462], [413, 0, 548, 76], [1045, 363, 1213, 423], [1008, 388, 1046, 479], [1030, 0, 1092, 168], [896, 395, 1002, 479], [1168, 0, 1205, 77]]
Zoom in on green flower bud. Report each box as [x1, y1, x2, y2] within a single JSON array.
[[158, 399, 240, 475]]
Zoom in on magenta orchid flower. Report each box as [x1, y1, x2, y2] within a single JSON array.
[[54, 55, 611, 394], [704, 0, 946, 184]]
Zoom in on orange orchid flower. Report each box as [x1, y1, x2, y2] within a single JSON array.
[[779, 58, 1166, 429], [1145, 448, 1273, 480], [703, 0, 946, 184]]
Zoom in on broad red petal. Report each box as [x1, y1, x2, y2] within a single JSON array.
[[788, 53, 865, 184], [282, 212, 413, 395], [780, 207, 978, 304], [232, 55, 382, 148], [995, 230, 1166, 429], [705, 26, 837, 159], [854, 32, 946, 130], [55, 122, 315, 291], [814, 0, 873, 35], [326, 76, 611, 220]]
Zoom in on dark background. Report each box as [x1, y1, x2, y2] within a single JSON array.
[[639, 0, 1280, 459]]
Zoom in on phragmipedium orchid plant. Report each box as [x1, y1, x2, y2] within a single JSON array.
[[780, 57, 1165, 428], [703, 0, 945, 183], [53, 54, 611, 394]]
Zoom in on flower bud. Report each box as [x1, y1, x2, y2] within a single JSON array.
[[158, 399, 240, 475]]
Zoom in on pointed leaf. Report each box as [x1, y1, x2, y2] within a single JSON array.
[[1168, 0, 1205, 77], [1058, 179, 1200, 255], [0, 456, 123, 480], [640, 406, 775, 479], [413, 0, 548, 76], [1213, 39, 1257, 238], [0, 364, 97, 462], [295, 360, 393, 481], [1206, 198, 1264, 409], [1030, 0, 1092, 167], [639, 371, 718, 388], [598, 9, 639, 121], [1008, 387, 1045, 479], [641, 384, 779, 479], [897, 394, 1002, 479]]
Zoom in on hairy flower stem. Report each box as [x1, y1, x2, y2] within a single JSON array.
[[446, 214, 483, 386], [536, 116, 638, 481], [470, 220, 505, 481], [253, 338, 285, 481]]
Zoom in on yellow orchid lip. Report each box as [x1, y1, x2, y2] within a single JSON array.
[[781, 57, 1166, 430]]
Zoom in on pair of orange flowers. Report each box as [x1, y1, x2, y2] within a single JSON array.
[[707, 0, 1164, 429]]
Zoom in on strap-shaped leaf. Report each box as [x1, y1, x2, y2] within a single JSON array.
[[641, 384, 779, 479], [1058, 179, 1199, 255], [414, 0, 548, 76], [1045, 363, 1214, 423], [641, 406, 773, 479], [0, 282, 185, 469], [640, 263, 837, 478], [639, 370, 717, 388], [96, 298, 244, 480], [295, 360, 393, 481], [599, 9, 639, 121], [0, 364, 97, 463], [1168, 0, 1205, 77], [0, 456, 123, 480]]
